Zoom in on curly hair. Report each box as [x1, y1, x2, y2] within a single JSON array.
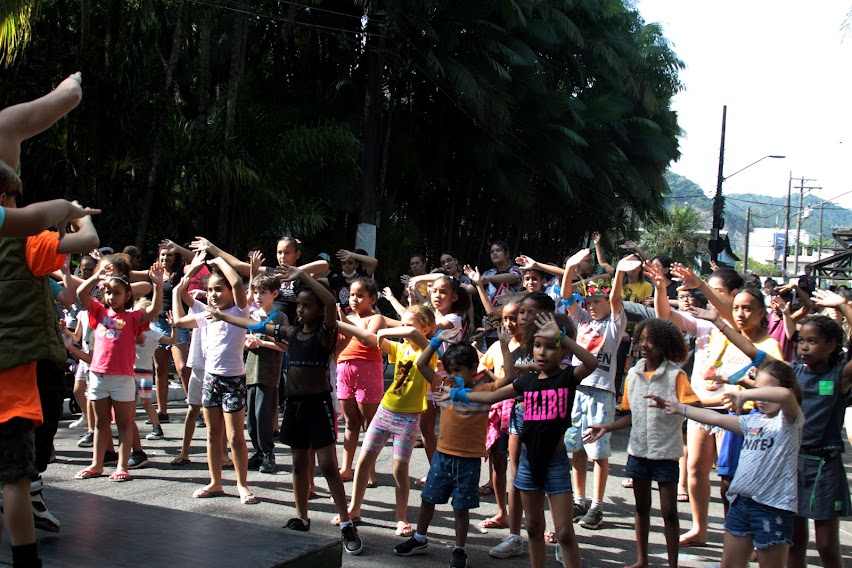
[[799, 315, 845, 367], [633, 318, 688, 363]]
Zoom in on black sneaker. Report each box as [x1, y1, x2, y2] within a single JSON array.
[[450, 548, 468, 568], [394, 536, 428, 556], [30, 477, 60, 533], [127, 450, 149, 470], [196, 414, 206, 428], [103, 450, 119, 465], [77, 430, 94, 448], [341, 523, 363, 555], [572, 501, 588, 522], [146, 412, 170, 425], [283, 517, 310, 532], [146, 425, 164, 441], [247, 452, 263, 470], [259, 452, 276, 474]]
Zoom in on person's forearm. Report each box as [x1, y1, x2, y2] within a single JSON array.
[[782, 311, 796, 340], [295, 270, 335, 307], [698, 280, 733, 324], [299, 260, 329, 278], [561, 265, 576, 299], [349, 252, 378, 271], [145, 283, 164, 322], [384, 293, 407, 317], [76, 274, 100, 308], [679, 403, 739, 432], [532, 261, 566, 278], [338, 321, 377, 345], [837, 302, 852, 328], [0, 201, 72, 237], [711, 318, 762, 361], [171, 242, 194, 262], [566, 336, 597, 373], [56, 216, 99, 254], [631, 244, 650, 262], [500, 340, 516, 383], [605, 413, 632, 432], [484, 272, 518, 285], [475, 282, 495, 315]]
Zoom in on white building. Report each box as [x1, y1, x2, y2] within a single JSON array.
[[747, 227, 822, 267]]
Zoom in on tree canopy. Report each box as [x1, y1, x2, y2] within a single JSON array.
[[1, 0, 683, 277]]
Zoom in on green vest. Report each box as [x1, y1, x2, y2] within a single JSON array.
[[0, 236, 67, 370]]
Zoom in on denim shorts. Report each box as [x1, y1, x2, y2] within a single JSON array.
[[151, 315, 191, 345], [625, 454, 679, 484], [513, 445, 573, 495], [725, 496, 794, 550], [508, 401, 524, 435], [490, 430, 509, 455], [421, 451, 481, 510]]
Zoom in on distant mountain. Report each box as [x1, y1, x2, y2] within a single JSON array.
[[663, 172, 852, 251]]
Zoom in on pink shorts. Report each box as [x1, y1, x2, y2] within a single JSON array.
[[336, 360, 384, 404]]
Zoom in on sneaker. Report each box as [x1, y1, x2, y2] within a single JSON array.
[[146, 412, 170, 425], [30, 477, 60, 533], [341, 523, 363, 555], [489, 534, 524, 558], [259, 452, 276, 474], [247, 452, 263, 470], [578, 506, 603, 529], [450, 548, 468, 568], [146, 425, 164, 441], [572, 501, 588, 523], [127, 450, 149, 469], [68, 415, 86, 429], [555, 543, 562, 564], [394, 536, 428, 556], [77, 430, 94, 448], [103, 450, 119, 465], [283, 517, 310, 532], [196, 414, 206, 428]]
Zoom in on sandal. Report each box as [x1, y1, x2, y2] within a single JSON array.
[[677, 492, 689, 503], [478, 517, 509, 529], [544, 530, 557, 544], [109, 471, 132, 483], [284, 517, 311, 532], [222, 458, 234, 468], [414, 476, 427, 488], [240, 492, 258, 505], [478, 484, 495, 496], [170, 456, 191, 466], [395, 521, 414, 537], [74, 468, 103, 480], [193, 487, 225, 498], [621, 478, 633, 488]]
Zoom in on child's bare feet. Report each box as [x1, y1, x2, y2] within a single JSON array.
[[625, 560, 648, 568], [678, 528, 707, 546], [338, 468, 354, 481]]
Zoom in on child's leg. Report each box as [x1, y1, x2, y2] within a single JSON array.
[[813, 518, 843, 568], [175, 404, 200, 461], [591, 458, 609, 503], [452, 507, 470, 547], [787, 516, 809, 568], [658, 482, 680, 568], [130, 420, 142, 453], [112, 399, 135, 473], [202, 407, 225, 491], [291, 448, 312, 520], [520, 489, 548, 568], [2, 477, 37, 546], [139, 388, 159, 427], [339, 397, 362, 478], [349, 449, 380, 518], [547, 492, 581, 568], [358, 401, 380, 482], [508, 432, 523, 534], [316, 444, 350, 519], [490, 444, 509, 523], [246, 386, 260, 452], [256, 385, 277, 454], [683, 422, 715, 544], [631, 478, 653, 568], [419, 406, 438, 462], [73, 378, 89, 425], [393, 459, 411, 523], [88, 398, 112, 471], [721, 531, 753, 568], [153, 348, 171, 417], [222, 406, 250, 495], [171, 343, 190, 395], [720, 476, 732, 518], [571, 449, 588, 502], [86, 398, 96, 432], [756, 544, 790, 568], [414, 500, 436, 536]]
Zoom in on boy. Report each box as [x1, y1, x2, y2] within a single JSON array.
[[395, 331, 505, 568], [244, 273, 287, 473], [561, 252, 632, 530]]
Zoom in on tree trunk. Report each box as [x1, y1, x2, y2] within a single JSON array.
[[135, 0, 187, 248]]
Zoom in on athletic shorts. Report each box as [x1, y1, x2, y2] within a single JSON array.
[[421, 451, 481, 510], [202, 373, 247, 413], [564, 386, 615, 460], [361, 405, 420, 463], [336, 359, 384, 404], [134, 370, 154, 399], [0, 418, 37, 484], [88, 372, 136, 402], [280, 394, 337, 450]]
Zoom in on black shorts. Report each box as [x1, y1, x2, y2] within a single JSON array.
[[280, 394, 336, 450], [625, 454, 679, 484], [0, 417, 37, 484]]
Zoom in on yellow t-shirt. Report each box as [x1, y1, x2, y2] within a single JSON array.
[[382, 341, 436, 413], [622, 281, 654, 304]]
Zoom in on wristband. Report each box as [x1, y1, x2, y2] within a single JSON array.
[[247, 309, 279, 332], [429, 335, 443, 352], [727, 350, 767, 385], [561, 293, 585, 308]]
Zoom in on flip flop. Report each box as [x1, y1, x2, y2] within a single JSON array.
[[222, 459, 234, 468], [544, 530, 557, 544], [170, 456, 191, 466], [109, 471, 132, 483], [478, 517, 509, 529], [621, 478, 633, 488], [414, 476, 427, 488], [677, 493, 689, 503], [478, 484, 495, 496], [240, 493, 258, 505], [74, 468, 103, 480], [193, 487, 225, 499], [395, 522, 414, 537], [679, 536, 707, 547]]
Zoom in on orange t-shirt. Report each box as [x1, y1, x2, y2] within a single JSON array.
[[0, 231, 65, 426], [620, 369, 699, 411], [432, 373, 500, 458]]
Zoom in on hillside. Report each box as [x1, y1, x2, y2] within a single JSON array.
[[663, 172, 852, 251]]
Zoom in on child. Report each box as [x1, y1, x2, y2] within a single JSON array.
[[74, 263, 163, 481], [211, 265, 363, 555], [333, 304, 437, 537], [654, 361, 804, 568], [561, 251, 630, 529], [336, 276, 387, 482], [183, 255, 255, 504], [244, 273, 288, 474], [132, 302, 179, 442], [585, 319, 699, 568], [393, 332, 503, 568], [438, 312, 598, 568]]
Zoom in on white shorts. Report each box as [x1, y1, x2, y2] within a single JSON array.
[[187, 367, 204, 406], [88, 372, 136, 402], [75, 361, 90, 383]]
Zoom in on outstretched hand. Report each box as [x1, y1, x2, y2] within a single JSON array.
[[248, 250, 265, 275], [812, 289, 847, 308], [148, 261, 165, 286], [671, 263, 702, 291], [565, 248, 591, 269], [616, 256, 642, 273], [533, 312, 560, 339], [435, 327, 464, 345], [57, 201, 100, 240], [582, 424, 608, 443], [591, 231, 602, 245], [688, 305, 720, 323], [463, 264, 483, 285], [515, 255, 536, 270], [643, 260, 665, 287]]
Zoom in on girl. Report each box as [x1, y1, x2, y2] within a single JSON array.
[[211, 265, 363, 555], [132, 301, 178, 442], [336, 277, 387, 482], [74, 263, 163, 481], [585, 319, 699, 568], [332, 248, 378, 311], [691, 290, 852, 568], [333, 304, 438, 537], [653, 361, 804, 568], [439, 312, 598, 568], [479, 241, 523, 346], [619, 253, 653, 305]]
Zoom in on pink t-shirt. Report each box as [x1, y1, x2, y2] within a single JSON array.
[[88, 300, 146, 376]]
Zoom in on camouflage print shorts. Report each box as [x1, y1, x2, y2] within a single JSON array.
[[0, 417, 37, 484]]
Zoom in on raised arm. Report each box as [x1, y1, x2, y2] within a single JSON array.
[[381, 286, 407, 317], [689, 306, 777, 364], [560, 249, 591, 300], [191, 236, 251, 277], [591, 231, 615, 276], [623, 240, 651, 262], [515, 255, 566, 278], [671, 263, 734, 324], [726, 386, 800, 424], [651, 395, 741, 433], [56, 215, 100, 254], [646, 260, 685, 329], [812, 289, 852, 393], [609, 256, 641, 318], [0, 200, 101, 238], [534, 312, 598, 380], [76, 265, 106, 311], [464, 265, 500, 316], [141, 262, 165, 324], [159, 239, 195, 264], [208, 256, 247, 310], [337, 249, 378, 277], [286, 265, 337, 327]]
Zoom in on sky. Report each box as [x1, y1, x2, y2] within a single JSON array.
[[636, 0, 852, 216]]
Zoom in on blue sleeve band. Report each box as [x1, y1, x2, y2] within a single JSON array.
[[450, 387, 470, 404], [429, 335, 443, 352], [726, 351, 767, 385], [247, 309, 278, 332]]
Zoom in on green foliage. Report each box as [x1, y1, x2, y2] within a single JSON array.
[[639, 204, 706, 269], [735, 259, 782, 278]]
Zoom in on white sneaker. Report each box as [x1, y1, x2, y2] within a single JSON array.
[[489, 534, 525, 558], [68, 416, 86, 429]]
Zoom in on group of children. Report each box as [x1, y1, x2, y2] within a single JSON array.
[[1, 75, 851, 568]]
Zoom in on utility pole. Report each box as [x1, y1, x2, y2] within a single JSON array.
[[710, 106, 727, 263], [793, 179, 820, 275], [743, 207, 751, 273], [817, 203, 824, 261], [783, 172, 792, 273]]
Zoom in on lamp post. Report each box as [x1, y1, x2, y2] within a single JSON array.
[[709, 106, 785, 263]]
